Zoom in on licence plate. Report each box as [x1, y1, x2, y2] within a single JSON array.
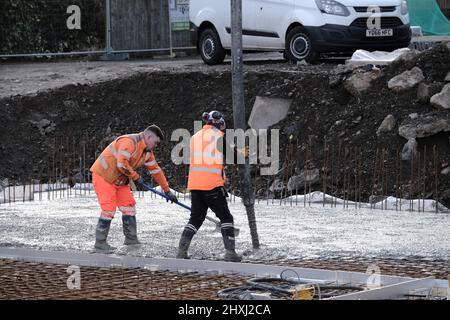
[[366, 29, 393, 37]]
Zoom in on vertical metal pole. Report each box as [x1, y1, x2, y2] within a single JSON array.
[[330, 144, 334, 208], [323, 141, 326, 207], [62, 137, 66, 199], [308, 142, 312, 207], [434, 146, 438, 213], [83, 137, 87, 196], [231, 0, 259, 249], [417, 151, 421, 212], [72, 136, 76, 197], [399, 150, 403, 212], [255, 166, 259, 205], [47, 145, 51, 201], [168, 0, 173, 57], [358, 147, 362, 209], [304, 143, 307, 208], [354, 146, 357, 209], [52, 137, 56, 200], [380, 148, 385, 210], [395, 147, 399, 211], [295, 138, 299, 206], [410, 145, 415, 212], [342, 147, 347, 209], [422, 145, 426, 212], [371, 148, 379, 210], [384, 148, 388, 210], [106, 0, 113, 54], [289, 145, 293, 206], [88, 136, 91, 195], [60, 139, 63, 199], [281, 147, 288, 206], [60, 137, 63, 199], [336, 141, 342, 208]]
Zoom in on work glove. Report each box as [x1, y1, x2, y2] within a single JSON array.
[[133, 176, 146, 190], [165, 190, 178, 203]]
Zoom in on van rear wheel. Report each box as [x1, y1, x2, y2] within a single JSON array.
[[199, 28, 226, 65], [285, 26, 318, 63]]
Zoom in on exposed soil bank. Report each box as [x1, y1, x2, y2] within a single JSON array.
[[1, 45, 449, 206]]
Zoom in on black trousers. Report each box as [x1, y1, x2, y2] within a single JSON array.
[[188, 187, 234, 231]]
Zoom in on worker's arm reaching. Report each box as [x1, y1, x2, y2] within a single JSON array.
[[216, 133, 249, 189], [144, 152, 178, 203], [114, 138, 176, 203], [143, 152, 169, 191], [217, 134, 250, 164]]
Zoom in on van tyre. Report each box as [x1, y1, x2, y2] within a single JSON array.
[[199, 28, 226, 65], [285, 26, 318, 63]]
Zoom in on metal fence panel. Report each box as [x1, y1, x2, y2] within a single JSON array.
[[110, 0, 170, 52], [169, 0, 192, 48], [0, 0, 195, 58]]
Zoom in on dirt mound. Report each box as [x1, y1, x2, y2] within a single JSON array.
[[0, 44, 449, 206]]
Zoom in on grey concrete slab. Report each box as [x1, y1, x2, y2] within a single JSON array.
[[248, 96, 291, 130]]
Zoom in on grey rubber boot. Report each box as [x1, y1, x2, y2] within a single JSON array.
[[122, 215, 141, 245], [176, 228, 195, 259], [221, 227, 242, 262], [94, 218, 116, 252]]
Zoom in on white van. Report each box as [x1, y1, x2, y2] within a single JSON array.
[[189, 0, 411, 64]]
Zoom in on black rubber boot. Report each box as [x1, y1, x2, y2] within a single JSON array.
[[94, 218, 116, 252], [176, 228, 195, 259], [221, 226, 242, 262], [122, 215, 141, 245]]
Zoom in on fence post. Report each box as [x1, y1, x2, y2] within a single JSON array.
[[168, 0, 173, 57], [106, 0, 112, 55]]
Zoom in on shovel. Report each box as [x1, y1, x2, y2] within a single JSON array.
[[141, 182, 240, 237]]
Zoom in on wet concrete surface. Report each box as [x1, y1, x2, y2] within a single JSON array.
[[0, 192, 449, 265]]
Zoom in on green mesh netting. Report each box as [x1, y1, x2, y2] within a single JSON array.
[[407, 0, 450, 35]]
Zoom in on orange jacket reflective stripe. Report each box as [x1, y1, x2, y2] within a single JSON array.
[[90, 133, 170, 192], [187, 125, 225, 191]]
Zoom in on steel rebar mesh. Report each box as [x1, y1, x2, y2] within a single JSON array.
[[0, 259, 247, 300]]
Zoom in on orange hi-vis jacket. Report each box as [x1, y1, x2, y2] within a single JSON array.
[[187, 124, 225, 191], [90, 133, 169, 192]]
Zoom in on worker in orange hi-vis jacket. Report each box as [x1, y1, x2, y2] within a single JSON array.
[[90, 125, 178, 252], [176, 111, 241, 262]]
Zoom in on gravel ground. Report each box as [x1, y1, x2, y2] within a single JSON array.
[[0, 192, 448, 265], [1, 52, 340, 99]]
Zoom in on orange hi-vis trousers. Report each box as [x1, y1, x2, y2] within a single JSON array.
[[92, 173, 137, 220]]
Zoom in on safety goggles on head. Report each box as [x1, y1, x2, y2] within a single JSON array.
[[202, 110, 226, 130], [211, 111, 223, 120]]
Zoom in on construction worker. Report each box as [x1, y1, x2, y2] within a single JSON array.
[[176, 111, 242, 262], [90, 125, 178, 251]]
